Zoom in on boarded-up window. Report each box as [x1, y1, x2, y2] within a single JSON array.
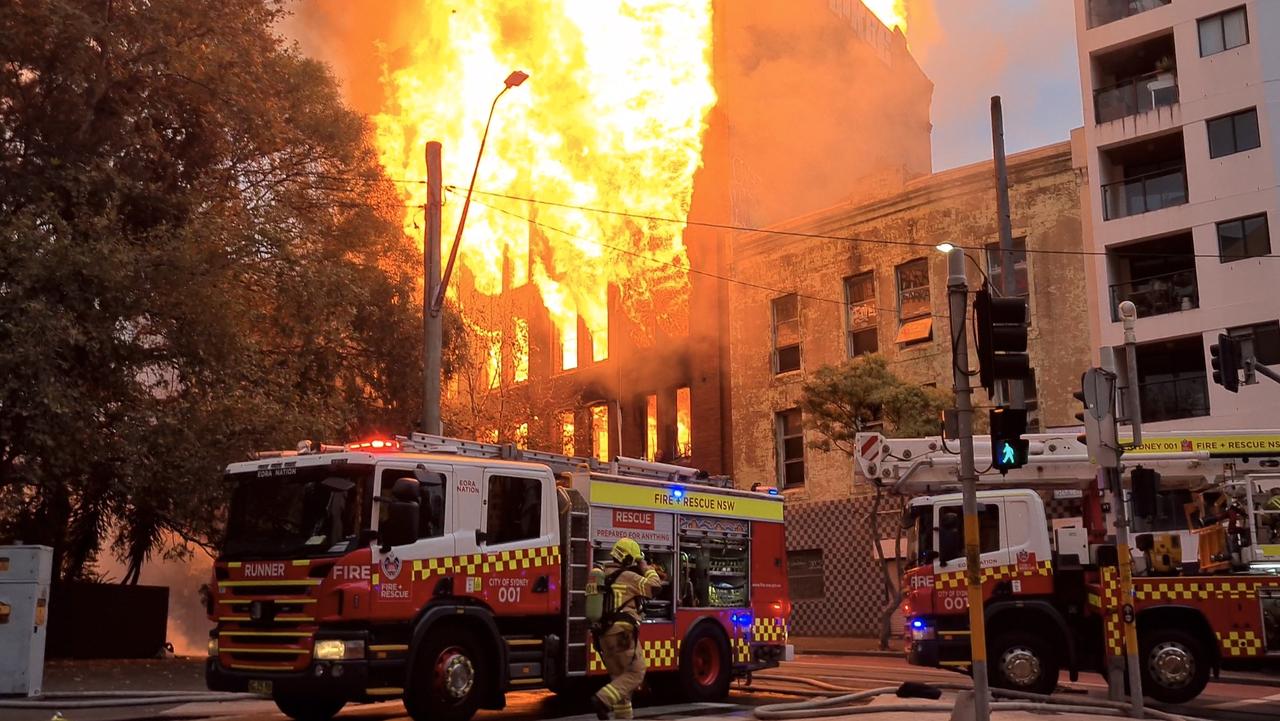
[[896, 258, 930, 322], [845, 272, 878, 357], [787, 549, 824, 600]]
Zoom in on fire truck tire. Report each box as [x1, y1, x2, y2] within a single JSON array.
[[272, 693, 345, 721], [677, 625, 732, 701], [1139, 628, 1210, 704], [988, 630, 1060, 696], [405, 625, 487, 721]]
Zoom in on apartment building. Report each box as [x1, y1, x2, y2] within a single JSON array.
[[1074, 0, 1280, 429]]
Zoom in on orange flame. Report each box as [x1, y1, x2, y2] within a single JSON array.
[[374, 1, 717, 344], [864, 0, 908, 34]]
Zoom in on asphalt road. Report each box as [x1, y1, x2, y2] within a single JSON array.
[[12, 655, 1279, 721]]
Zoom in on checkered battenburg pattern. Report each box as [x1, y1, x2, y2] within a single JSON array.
[[751, 616, 789, 643], [1135, 581, 1260, 602], [1218, 630, 1263, 657], [785, 495, 897, 637], [409, 545, 560, 580], [933, 560, 1052, 590], [589, 639, 680, 672]]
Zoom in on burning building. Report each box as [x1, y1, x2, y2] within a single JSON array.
[[331, 1, 934, 473]]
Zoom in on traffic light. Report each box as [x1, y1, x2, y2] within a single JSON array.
[[1073, 367, 1119, 467], [989, 406, 1028, 473], [1209, 333, 1242, 393], [974, 285, 1030, 395]]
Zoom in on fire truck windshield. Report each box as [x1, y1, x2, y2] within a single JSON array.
[[222, 465, 370, 559]]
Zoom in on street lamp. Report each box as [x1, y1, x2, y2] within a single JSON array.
[[430, 70, 529, 316]]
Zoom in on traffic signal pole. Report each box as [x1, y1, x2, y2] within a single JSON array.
[[990, 96, 1024, 410], [947, 248, 990, 721]]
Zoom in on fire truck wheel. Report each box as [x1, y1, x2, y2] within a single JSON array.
[[272, 693, 345, 721], [405, 625, 486, 721], [988, 630, 1059, 696], [1139, 628, 1209, 704], [678, 625, 731, 701]]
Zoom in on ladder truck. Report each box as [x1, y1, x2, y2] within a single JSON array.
[[205, 433, 790, 721], [853, 429, 1280, 703]]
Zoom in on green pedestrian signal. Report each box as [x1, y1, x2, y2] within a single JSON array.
[[989, 407, 1028, 473]]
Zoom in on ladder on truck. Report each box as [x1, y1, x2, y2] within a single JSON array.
[[853, 430, 1280, 495], [399, 432, 732, 486]]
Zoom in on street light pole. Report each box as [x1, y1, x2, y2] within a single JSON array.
[[430, 70, 529, 317]]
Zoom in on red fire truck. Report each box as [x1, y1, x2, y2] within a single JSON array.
[[205, 433, 790, 721], [854, 429, 1280, 704]]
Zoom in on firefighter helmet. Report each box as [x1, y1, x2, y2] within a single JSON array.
[[611, 538, 643, 565]]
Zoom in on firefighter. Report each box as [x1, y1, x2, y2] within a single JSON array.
[[592, 537, 664, 720]]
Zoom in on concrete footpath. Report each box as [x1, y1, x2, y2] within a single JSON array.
[[790, 636, 903, 657]]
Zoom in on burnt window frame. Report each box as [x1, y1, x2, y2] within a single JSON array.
[[772, 293, 801, 374]]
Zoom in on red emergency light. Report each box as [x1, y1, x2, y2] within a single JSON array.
[[346, 439, 401, 452]]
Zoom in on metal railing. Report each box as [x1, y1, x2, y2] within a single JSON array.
[[1121, 376, 1209, 424], [1102, 166, 1186, 220], [1088, 0, 1170, 28], [1095, 70, 1178, 123], [1109, 268, 1198, 319]]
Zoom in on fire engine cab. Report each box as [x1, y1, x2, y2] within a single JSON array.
[[205, 433, 790, 721], [854, 429, 1280, 704]]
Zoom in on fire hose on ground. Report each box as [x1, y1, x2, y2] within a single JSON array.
[[0, 691, 260, 709], [744, 675, 1199, 721]]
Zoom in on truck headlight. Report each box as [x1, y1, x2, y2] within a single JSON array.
[[208, 637, 218, 656], [314, 639, 365, 661]]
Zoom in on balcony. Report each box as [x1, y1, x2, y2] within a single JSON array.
[[1092, 32, 1177, 124], [1088, 0, 1170, 28], [1095, 71, 1178, 123], [1122, 336, 1210, 423], [1108, 232, 1197, 319], [1110, 269, 1198, 319], [1102, 167, 1186, 220], [1131, 377, 1210, 423]]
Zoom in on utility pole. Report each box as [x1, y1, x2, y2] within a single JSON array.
[[947, 248, 990, 721], [423, 141, 443, 435], [990, 96, 1025, 410]]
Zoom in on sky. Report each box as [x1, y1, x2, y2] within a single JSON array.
[[908, 0, 1083, 170]]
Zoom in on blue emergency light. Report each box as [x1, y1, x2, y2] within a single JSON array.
[[671, 487, 685, 500]]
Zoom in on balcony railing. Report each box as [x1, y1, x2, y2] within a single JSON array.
[[1109, 268, 1198, 319], [1088, 0, 1170, 28], [1122, 376, 1209, 423], [1095, 71, 1178, 123], [1102, 166, 1187, 220]]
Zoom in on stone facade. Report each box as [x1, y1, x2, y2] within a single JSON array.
[[728, 141, 1090, 501]]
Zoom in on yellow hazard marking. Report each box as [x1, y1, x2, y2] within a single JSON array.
[[368, 644, 409, 652], [365, 688, 404, 696], [1125, 433, 1280, 455], [217, 579, 321, 588], [218, 631, 312, 638], [411, 545, 561, 581], [220, 647, 309, 655], [1217, 630, 1264, 657], [589, 480, 783, 521]]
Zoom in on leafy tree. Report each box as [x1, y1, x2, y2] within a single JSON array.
[[799, 355, 949, 648], [0, 0, 450, 581]]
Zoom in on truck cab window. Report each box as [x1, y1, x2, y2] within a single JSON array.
[[378, 469, 447, 539], [938, 504, 1000, 565], [907, 506, 935, 569], [486, 475, 542, 544]]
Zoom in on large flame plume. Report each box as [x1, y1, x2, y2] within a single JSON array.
[[864, 0, 908, 34], [374, 1, 717, 346]]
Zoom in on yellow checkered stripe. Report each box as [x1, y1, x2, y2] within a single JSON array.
[[588, 639, 679, 672], [733, 638, 751, 663], [1217, 630, 1264, 657], [934, 560, 1052, 590], [410, 545, 560, 580], [1134, 580, 1260, 602], [1099, 567, 1124, 657], [750, 617, 788, 644]]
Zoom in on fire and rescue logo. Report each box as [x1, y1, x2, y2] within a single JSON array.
[[380, 551, 403, 581], [1016, 550, 1036, 573]]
